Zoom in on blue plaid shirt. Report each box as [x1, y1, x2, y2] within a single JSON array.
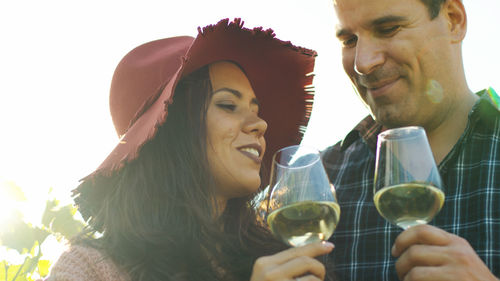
[[322, 88, 500, 281]]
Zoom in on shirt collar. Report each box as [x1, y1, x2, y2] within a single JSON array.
[[470, 87, 500, 126], [340, 115, 381, 152], [339, 87, 499, 152]]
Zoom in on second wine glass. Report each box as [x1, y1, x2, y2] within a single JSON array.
[[267, 145, 340, 247], [373, 126, 445, 230]]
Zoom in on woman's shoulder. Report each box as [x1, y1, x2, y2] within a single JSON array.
[[47, 244, 129, 281]]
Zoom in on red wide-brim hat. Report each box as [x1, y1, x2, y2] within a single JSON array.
[[74, 18, 317, 222]]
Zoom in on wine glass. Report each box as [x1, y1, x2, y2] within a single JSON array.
[[266, 145, 340, 247], [373, 126, 445, 230]]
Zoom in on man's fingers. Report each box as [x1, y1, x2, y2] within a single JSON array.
[[268, 242, 334, 264], [402, 266, 444, 281], [395, 244, 446, 280], [296, 275, 322, 281], [392, 224, 450, 257]]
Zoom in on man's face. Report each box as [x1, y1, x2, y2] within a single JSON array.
[[334, 0, 455, 129]]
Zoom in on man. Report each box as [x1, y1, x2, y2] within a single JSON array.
[[322, 0, 500, 280]]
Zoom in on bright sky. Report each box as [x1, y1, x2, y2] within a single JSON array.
[[0, 0, 499, 230]]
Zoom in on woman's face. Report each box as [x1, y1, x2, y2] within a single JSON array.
[[205, 61, 267, 203]]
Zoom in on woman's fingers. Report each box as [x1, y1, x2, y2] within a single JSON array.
[[255, 256, 326, 281], [268, 242, 334, 264], [251, 242, 334, 281], [278, 255, 326, 280]]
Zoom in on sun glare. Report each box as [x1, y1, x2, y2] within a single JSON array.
[[0, 181, 19, 227]]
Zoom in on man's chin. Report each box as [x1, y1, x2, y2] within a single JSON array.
[[371, 108, 413, 129]]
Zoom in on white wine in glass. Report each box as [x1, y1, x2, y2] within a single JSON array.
[[373, 126, 445, 230], [267, 145, 340, 247]]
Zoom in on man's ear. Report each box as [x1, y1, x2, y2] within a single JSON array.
[[443, 0, 467, 43]]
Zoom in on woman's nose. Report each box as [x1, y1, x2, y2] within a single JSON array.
[[243, 113, 268, 137]]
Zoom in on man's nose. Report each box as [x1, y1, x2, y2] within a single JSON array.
[[354, 37, 385, 75]]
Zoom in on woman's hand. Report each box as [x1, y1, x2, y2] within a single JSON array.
[[250, 241, 334, 281]]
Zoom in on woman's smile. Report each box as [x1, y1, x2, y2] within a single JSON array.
[[237, 144, 263, 163]]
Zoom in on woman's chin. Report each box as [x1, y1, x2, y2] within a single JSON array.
[[234, 181, 262, 199]]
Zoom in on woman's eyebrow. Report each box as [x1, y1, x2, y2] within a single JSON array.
[[213, 87, 260, 106], [213, 87, 242, 98]]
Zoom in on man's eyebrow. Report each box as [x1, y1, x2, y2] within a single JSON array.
[[335, 25, 352, 38], [371, 15, 407, 26], [213, 87, 259, 106], [336, 15, 407, 38]]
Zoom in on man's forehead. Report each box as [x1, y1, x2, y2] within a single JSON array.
[[333, 0, 417, 11], [333, 0, 415, 25]]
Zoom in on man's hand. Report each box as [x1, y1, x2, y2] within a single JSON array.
[[392, 224, 498, 281]]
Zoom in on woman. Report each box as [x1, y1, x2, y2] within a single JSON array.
[[48, 18, 335, 281]]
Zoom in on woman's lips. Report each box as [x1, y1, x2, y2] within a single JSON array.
[[239, 149, 262, 164], [237, 145, 262, 164]]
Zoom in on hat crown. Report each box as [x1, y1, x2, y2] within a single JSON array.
[[109, 36, 194, 136]]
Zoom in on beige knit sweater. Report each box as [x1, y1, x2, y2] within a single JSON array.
[[47, 245, 129, 281]]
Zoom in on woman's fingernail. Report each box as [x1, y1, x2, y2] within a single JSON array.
[[321, 241, 334, 249]]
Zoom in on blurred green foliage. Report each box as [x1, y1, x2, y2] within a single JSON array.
[[0, 182, 85, 281]]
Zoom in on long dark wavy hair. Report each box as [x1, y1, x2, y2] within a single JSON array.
[[76, 65, 335, 281]]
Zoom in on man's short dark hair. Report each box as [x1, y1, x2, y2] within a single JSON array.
[[419, 0, 446, 19]]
